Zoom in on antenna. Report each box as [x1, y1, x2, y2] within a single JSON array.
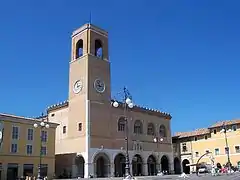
[[89, 11, 92, 24]]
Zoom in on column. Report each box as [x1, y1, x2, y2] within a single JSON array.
[[1, 164, 7, 180], [143, 163, 148, 176], [110, 163, 114, 177], [84, 163, 94, 178], [18, 164, 23, 177]]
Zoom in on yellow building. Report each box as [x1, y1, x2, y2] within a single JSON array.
[[0, 113, 58, 180], [173, 119, 240, 174]]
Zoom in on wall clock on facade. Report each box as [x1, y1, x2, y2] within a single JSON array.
[[94, 79, 105, 93], [73, 80, 83, 94]]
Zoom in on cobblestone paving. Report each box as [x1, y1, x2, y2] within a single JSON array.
[[54, 172, 240, 180]]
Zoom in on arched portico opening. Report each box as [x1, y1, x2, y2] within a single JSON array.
[[161, 155, 169, 173], [93, 153, 110, 177], [132, 154, 143, 176], [174, 157, 181, 174], [147, 155, 157, 175], [182, 159, 190, 174], [114, 153, 126, 177], [75, 155, 85, 178]]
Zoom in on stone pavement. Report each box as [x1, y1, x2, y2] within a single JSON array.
[[54, 172, 240, 180]]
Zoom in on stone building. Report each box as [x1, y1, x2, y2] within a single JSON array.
[[47, 23, 173, 178], [172, 119, 240, 174]]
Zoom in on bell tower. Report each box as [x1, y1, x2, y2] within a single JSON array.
[[67, 23, 111, 151]]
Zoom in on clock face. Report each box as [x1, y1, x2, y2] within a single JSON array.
[[94, 79, 105, 93], [73, 80, 83, 94]]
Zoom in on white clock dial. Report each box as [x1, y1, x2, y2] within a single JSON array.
[[0, 131, 2, 140], [73, 80, 83, 94], [94, 79, 105, 93]]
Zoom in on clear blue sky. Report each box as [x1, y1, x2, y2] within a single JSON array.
[[0, 0, 240, 134]]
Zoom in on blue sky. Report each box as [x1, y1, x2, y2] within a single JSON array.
[[0, 0, 240, 133]]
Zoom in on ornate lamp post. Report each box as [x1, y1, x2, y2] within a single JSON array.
[[34, 114, 50, 180], [153, 137, 163, 176], [112, 87, 134, 180], [220, 123, 232, 173]]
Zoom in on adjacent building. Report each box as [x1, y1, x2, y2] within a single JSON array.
[[47, 23, 174, 178], [173, 119, 240, 174], [0, 113, 58, 180]]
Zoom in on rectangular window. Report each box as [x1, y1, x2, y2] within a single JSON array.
[[27, 129, 34, 141], [235, 146, 240, 153], [41, 131, 47, 142], [225, 147, 229, 154], [11, 143, 18, 153], [63, 126, 66, 134], [26, 145, 33, 155], [213, 129, 217, 134], [41, 146, 47, 155], [12, 126, 19, 140], [182, 143, 187, 152], [195, 152, 199, 157], [78, 123, 82, 131], [215, 148, 220, 155], [194, 137, 197, 141], [232, 125, 237, 131], [204, 135, 208, 140]]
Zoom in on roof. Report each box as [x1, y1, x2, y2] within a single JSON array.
[[174, 119, 240, 139], [210, 119, 240, 128], [175, 128, 210, 138], [0, 113, 59, 127], [47, 100, 172, 119]]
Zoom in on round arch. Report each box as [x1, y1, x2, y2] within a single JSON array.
[[173, 157, 181, 174], [114, 153, 126, 177], [161, 155, 169, 174], [132, 154, 143, 176], [75, 155, 85, 178], [147, 155, 157, 175], [182, 159, 190, 174], [93, 152, 110, 177]]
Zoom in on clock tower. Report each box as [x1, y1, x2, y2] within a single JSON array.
[[67, 24, 111, 175]]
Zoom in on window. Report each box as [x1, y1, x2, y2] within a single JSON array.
[[213, 129, 217, 134], [11, 143, 18, 153], [12, 126, 19, 139], [27, 129, 33, 141], [225, 147, 229, 154], [195, 152, 199, 157], [204, 135, 208, 140], [147, 123, 155, 135], [118, 117, 125, 132], [215, 148, 220, 155], [235, 146, 240, 153], [159, 125, 166, 137], [51, 113, 55, 117], [232, 125, 237, 131], [182, 143, 187, 152], [41, 146, 47, 155], [26, 145, 33, 155], [41, 131, 48, 142], [194, 137, 197, 141], [134, 120, 143, 134], [63, 126, 66, 134], [78, 123, 82, 131]]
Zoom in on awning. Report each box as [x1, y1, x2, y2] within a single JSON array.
[[186, 163, 197, 167]]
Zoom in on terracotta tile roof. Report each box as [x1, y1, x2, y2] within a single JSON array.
[[47, 100, 172, 119], [210, 119, 240, 128], [174, 128, 210, 138]]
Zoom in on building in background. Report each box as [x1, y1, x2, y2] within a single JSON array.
[[47, 23, 174, 178], [172, 119, 240, 174], [0, 113, 58, 180]]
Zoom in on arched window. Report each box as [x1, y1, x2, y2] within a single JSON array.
[[76, 39, 83, 58], [147, 123, 155, 135], [95, 39, 103, 58], [159, 125, 167, 137], [118, 117, 125, 131], [134, 120, 143, 134]]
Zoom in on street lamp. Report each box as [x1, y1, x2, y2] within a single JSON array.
[[153, 137, 163, 175], [34, 113, 49, 180], [112, 87, 134, 180], [220, 123, 232, 173]]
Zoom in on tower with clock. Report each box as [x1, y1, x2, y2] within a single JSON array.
[[67, 23, 112, 176]]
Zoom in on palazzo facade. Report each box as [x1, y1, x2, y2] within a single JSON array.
[[47, 23, 174, 178]]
